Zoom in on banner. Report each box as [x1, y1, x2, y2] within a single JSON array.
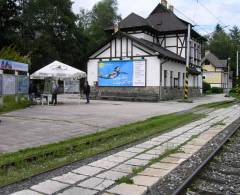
[[0, 59, 28, 72], [98, 60, 145, 87]]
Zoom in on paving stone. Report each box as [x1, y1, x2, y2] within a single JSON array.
[[10, 190, 42, 195], [58, 187, 98, 195], [135, 143, 154, 149], [132, 175, 159, 187], [182, 144, 202, 150], [72, 165, 104, 176], [169, 152, 192, 159], [146, 149, 165, 156], [52, 172, 87, 184], [96, 170, 128, 181], [187, 139, 208, 146], [31, 180, 69, 194], [150, 162, 177, 171], [114, 151, 137, 158], [112, 164, 136, 173], [107, 184, 147, 195], [78, 177, 114, 191], [125, 147, 146, 153], [139, 168, 169, 177], [89, 160, 118, 169], [181, 147, 199, 154], [124, 158, 149, 166], [160, 156, 185, 164], [134, 153, 157, 160], [104, 155, 129, 163]]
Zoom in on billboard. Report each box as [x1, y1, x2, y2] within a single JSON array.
[[98, 60, 146, 86], [0, 59, 28, 72]]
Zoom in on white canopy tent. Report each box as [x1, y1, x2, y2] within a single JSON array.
[[30, 60, 86, 80]]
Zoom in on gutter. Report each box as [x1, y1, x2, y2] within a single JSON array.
[[159, 56, 168, 101]]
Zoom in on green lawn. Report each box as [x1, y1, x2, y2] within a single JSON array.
[[230, 92, 240, 100], [0, 112, 204, 186], [195, 100, 235, 109], [0, 95, 31, 114]]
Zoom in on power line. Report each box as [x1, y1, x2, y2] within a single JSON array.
[[195, 0, 226, 27], [173, 7, 212, 35]]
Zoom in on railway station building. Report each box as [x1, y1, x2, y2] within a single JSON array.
[[87, 1, 206, 101]]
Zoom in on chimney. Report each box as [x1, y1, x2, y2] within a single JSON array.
[[161, 0, 167, 8], [114, 23, 119, 33], [169, 5, 174, 12]]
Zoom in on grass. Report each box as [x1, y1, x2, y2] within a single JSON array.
[[0, 95, 31, 114], [0, 112, 204, 186], [132, 166, 145, 175], [230, 92, 240, 100], [195, 100, 235, 109], [116, 176, 134, 184]]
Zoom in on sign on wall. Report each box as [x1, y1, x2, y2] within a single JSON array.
[[2, 75, 16, 95], [98, 60, 146, 86], [0, 59, 28, 72], [18, 76, 29, 94], [64, 80, 80, 93]]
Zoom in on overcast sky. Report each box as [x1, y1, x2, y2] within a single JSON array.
[[72, 0, 240, 35]]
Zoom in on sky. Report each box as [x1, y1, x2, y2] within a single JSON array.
[[72, 0, 240, 35]]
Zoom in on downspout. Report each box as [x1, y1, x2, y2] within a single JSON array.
[[159, 56, 168, 101]]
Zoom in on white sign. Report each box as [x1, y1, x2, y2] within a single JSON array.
[[133, 60, 146, 86], [64, 80, 80, 93]]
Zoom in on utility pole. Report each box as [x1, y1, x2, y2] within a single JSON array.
[[184, 24, 191, 100], [227, 58, 231, 96], [237, 50, 239, 93]]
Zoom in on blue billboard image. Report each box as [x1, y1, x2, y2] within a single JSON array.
[[98, 61, 134, 86]]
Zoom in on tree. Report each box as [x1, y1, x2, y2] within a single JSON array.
[[208, 24, 233, 60], [79, 0, 121, 48], [18, 0, 88, 72], [0, 0, 21, 47]]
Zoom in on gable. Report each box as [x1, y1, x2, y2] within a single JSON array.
[[90, 36, 155, 59]]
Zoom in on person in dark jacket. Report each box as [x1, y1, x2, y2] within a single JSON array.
[[83, 81, 90, 104], [51, 81, 59, 105]]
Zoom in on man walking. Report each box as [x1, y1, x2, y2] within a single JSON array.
[[84, 81, 90, 104]]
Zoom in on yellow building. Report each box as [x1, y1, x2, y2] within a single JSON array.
[[201, 51, 232, 89]]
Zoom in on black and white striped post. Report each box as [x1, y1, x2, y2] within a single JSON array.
[[237, 50, 239, 94], [184, 24, 191, 100]]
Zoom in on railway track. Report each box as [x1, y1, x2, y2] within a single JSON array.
[[173, 124, 240, 195], [146, 114, 240, 195]]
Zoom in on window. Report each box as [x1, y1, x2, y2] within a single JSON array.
[[182, 73, 185, 87], [193, 76, 196, 88], [205, 60, 210, 65], [178, 72, 181, 88], [170, 71, 173, 88], [164, 70, 167, 88]]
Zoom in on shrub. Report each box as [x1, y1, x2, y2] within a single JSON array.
[[203, 82, 211, 94], [211, 87, 224, 94]]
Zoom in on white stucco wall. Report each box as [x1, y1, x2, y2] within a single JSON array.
[[161, 61, 186, 87]]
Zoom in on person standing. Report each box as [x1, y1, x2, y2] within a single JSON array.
[[84, 81, 90, 104], [51, 81, 58, 105]]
